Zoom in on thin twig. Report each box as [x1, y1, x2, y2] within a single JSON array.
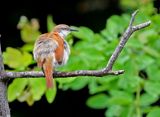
[[132, 21, 151, 31], [103, 10, 151, 71], [0, 10, 152, 117], [129, 10, 139, 27], [0, 10, 151, 80]]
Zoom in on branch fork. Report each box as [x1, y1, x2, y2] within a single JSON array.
[[0, 10, 151, 117], [1, 10, 151, 79]]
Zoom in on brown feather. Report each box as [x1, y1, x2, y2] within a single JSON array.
[[48, 32, 64, 63], [33, 24, 72, 88], [42, 58, 53, 88]]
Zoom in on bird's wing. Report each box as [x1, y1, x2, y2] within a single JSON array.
[[33, 34, 58, 67]]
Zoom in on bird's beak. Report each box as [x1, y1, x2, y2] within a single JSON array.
[[70, 27, 78, 32]]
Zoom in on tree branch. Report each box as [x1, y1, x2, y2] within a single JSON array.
[[1, 70, 124, 79], [0, 10, 152, 117], [104, 10, 151, 71], [0, 35, 4, 71], [0, 36, 10, 117], [0, 10, 151, 80]]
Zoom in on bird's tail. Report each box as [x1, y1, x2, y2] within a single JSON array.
[[42, 58, 53, 88]]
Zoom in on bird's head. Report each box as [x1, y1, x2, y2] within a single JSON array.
[[53, 24, 78, 38]]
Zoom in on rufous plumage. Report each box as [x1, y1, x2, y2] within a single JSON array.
[[33, 24, 77, 88]]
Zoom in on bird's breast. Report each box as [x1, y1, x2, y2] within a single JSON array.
[[52, 33, 70, 67], [33, 32, 70, 68]]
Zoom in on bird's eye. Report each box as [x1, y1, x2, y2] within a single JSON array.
[[63, 28, 69, 31]]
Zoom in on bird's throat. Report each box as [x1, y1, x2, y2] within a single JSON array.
[[59, 30, 70, 39]]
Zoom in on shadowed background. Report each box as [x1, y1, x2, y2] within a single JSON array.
[[0, 0, 159, 117]]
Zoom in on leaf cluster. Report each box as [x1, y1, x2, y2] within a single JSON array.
[[3, 2, 160, 116]]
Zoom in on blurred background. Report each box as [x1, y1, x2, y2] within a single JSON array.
[[0, 0, 160, 117], [0, 0, 121, 49]]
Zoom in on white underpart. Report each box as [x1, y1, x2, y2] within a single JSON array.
[[53, 40, 70, 67], [62, 40, 70, 64], [59, 30, 70, 39], [54, 30, 71, 67], [33, 30, 71, 68]]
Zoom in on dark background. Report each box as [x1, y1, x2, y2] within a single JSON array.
[[0, 0, 121, 50], [0, 0, 159, 117]]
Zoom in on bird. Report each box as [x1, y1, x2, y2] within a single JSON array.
[[33, 24, 78, 88]]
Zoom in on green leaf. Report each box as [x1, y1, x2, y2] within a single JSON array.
[[21, 44, 34, 52], [72, 40, 106, 69], [120, 0, 138, 10], [106, 16, 121, 36], [18, 18, 41, 43], [17, 90, 31, 102], [126, 37, 143, 49], [107, 90, 133, 106], [47, 15, 56, 32], [89, 77, 118, 94], [110, 90, 133, 98], [26, 92, 34, 106], [29, 78, 46, 101], [57, 77, 89, 91], [105, 105, 122, 117], [140, 93, 159, 106], [86, 93, 109, 109], [56, 77, 76, 90], [144, 81, 160, 97], [72, 26, 94, 41], [8, 79, 28, 102], [118, 60, 141, 92], [120, 106, 134, 117], [45, 80, 57, 103], [147, 108, 160, 117], [21, 29, 40, 43], [3, 47, 33, 70], [147, 65, 160, 81], [105, 105, 135, 117], [136, 55, 154, 70], [88, 78, 99, 94], [101, 29, 117, 41], [17, 16, 28, 29], [89, 77, 119, 95], [143, 46, 160, 58], [18, 17, 41, 43], [138, 29, 158, 44], [119, 76, 140, 92], [140, 3, 155, 16], [70, 78, 89, 90], [152, 14, 160, 27], [137, 55, 154, 69], [102, 14, 128, 41]]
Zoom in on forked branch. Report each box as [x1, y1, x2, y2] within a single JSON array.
[[0, 10, 151, 117], [0, 10, 151, 79]]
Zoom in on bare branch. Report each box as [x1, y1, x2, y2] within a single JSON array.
[[0, 36, 10, 117], [132, 21, 151, 31], [0, 10, 151, 80], [103, 10, 151, 71], [1, 70, 124, 79], [0, 35, 4, 71], [0, 10, 152, 117], [129, 9, 139, 27]]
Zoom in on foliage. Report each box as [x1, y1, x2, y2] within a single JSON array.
[[3, 1, 160, 116]]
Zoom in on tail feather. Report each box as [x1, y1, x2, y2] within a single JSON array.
[[37, 59, 44, 68], [43, 59, 53, 88]]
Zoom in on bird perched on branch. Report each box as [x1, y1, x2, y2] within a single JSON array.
[[33, 24, 78, 88]]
